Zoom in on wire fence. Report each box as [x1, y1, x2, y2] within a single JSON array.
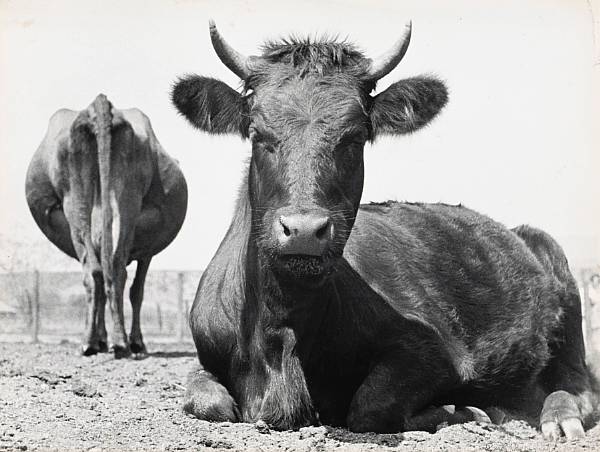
[[0, 270, 201, 344], [0, 268, 599, 366], [580, 267, 600, 368]]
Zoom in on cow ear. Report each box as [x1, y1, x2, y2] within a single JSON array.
[[369, 76, 448, 138], [171, 75, 248, 137]]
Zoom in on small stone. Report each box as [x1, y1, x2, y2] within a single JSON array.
[[70, 379, 101, 398], [255, 420, 271, 434], [299, 425, 327, 440], [436, 421, 449, 432]]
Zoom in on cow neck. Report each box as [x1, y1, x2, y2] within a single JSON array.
[[245, 229, 327, 335], [230, 180, 321, 427], [238, 191, 330, 360]]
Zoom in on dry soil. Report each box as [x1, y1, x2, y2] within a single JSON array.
[[1, 342, 599, 451]]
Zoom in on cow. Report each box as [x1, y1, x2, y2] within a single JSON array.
[[25, 94, 188, 358], [171, 22, 598, 439]]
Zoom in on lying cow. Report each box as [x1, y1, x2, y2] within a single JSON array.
[[26, 94, 188, 358], [172, 22, 597, 439]]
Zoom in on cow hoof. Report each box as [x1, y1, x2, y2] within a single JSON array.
[[183, 392, 239, 422], [540, 390, 585, 441], [482, 406, 507, 425], [82, 344, 100, 356], [461, 406, 492, 424], [183, 371, 240, 422], [98, 341, 109, 353], [111, 344, 132, 359], [130, 341, 147, 355]]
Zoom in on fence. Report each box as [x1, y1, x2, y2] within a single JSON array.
[[0, 269, 202, 344], [581, 267, 600, 368], [1, 268, 600, 365]]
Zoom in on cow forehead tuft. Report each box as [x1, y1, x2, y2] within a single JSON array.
[[261, 36, 366, 69], [244, 36, 372, 82]]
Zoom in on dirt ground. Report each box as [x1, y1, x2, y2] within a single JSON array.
[[1, 342, 599, 452]]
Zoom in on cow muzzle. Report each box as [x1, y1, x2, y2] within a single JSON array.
[[275, 212, 333, 257], [270, 210, 335, 283]]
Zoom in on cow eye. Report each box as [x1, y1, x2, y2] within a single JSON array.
[[335, 135, 363, 173], [250, 131, 277, 154], [254, 141, 276, 154]]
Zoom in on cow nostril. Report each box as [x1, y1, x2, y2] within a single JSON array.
[[315, 221, 330, 240], [280, 218, 291, 237]]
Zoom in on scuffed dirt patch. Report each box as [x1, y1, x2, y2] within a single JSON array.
[[1, 342, 599, 451]]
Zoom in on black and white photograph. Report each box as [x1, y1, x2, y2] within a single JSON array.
[[1, 0, 599, 450]]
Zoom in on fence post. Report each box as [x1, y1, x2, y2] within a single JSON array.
[[156, 303, 163, 334], [31, 270, 40, 344], [177, 272, 185, 343], [580, 270, 592, 353]]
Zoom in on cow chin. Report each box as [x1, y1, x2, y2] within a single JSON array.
[[272, 254, 335, 287]]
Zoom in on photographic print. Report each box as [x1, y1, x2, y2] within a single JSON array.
[[1, 0, 599, 450]]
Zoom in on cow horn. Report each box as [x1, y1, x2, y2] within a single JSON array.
[[209, 20, 254, 80], [366, 21, 412, 81]]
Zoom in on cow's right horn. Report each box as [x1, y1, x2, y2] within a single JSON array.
[[365, 21, 412, 81], [209, 20, 256, 80]]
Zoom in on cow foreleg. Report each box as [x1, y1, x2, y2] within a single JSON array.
[[129, 257, 151, 354], [183, 365, 240, 422]]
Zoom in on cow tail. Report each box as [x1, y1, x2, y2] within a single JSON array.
[[91, 94, 114, 284]]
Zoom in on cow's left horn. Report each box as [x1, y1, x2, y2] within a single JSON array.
[[209, 20, 256, 80], [365, 21, 412, 81]]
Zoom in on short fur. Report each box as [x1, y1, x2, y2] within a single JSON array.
[[173, 32, 597, 437], [26, 95, 188, 357]]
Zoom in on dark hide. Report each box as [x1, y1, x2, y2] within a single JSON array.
[[172, 76, 249, 136], [370, 76, 449, 136], [174, 33, 597, 437], [171, 40, 448, 142]]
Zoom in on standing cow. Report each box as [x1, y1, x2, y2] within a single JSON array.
[[172, 22, 597, 439], [26, 94, 188, 358]]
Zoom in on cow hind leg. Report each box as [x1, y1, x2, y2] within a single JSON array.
[[95, 283, 108, 353], [129, 257, 151, 355], [82, 268, 104, 356], [405, 405, 493, 432], [106, 261, 131, 359], [538, 299, 599, 440], [183, 365, 240, 422], [513, 225, 599, 439]]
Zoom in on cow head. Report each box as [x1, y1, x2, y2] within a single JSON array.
[[173, 21, 447, 285]]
